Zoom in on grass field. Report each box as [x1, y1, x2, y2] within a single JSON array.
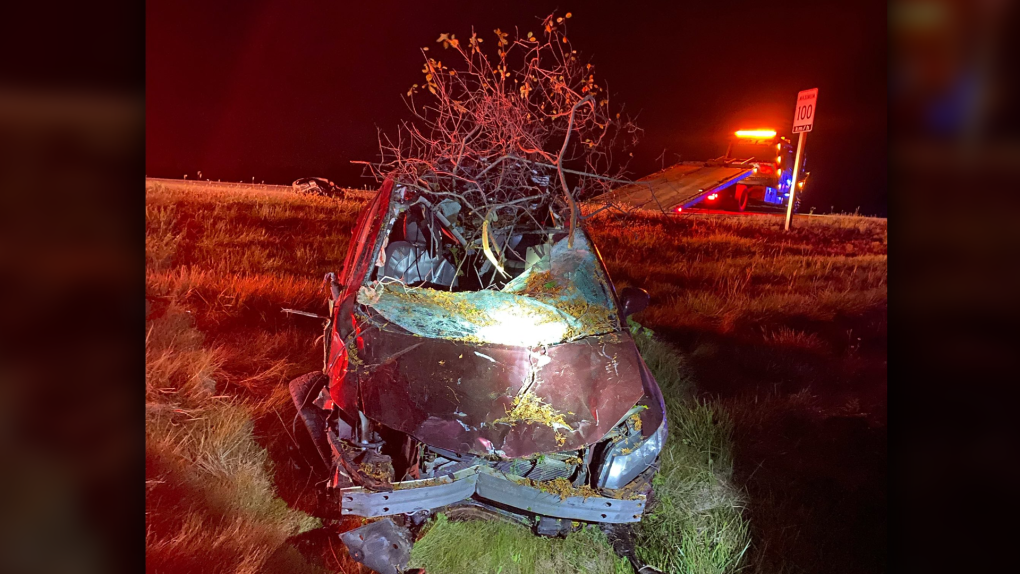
[[145, 180, 886, 573]]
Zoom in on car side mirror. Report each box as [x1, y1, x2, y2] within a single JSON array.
[[324, 272, 343, 315], [324, 272, 342, 300], [620, 286, 650, 318]]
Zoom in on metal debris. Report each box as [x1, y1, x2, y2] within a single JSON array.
[[339, 518, 413, 574]]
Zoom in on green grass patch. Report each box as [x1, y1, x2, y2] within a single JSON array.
[[630, 324, 751, 573], [408, 514, 632, 574]]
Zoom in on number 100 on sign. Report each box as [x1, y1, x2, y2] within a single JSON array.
[[792, 88, 818, 133]]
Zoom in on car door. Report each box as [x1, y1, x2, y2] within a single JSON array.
[[327, 179, 394, 412]]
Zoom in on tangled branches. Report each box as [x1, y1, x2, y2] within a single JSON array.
[[358, 11, 641, 247]]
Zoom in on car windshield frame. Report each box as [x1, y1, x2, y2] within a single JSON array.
[[352, 186, 625, 346]]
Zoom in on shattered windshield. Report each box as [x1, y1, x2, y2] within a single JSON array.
[[355, 191, 620, 347]]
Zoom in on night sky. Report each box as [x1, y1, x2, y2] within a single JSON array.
[[147, 0, 887, 215]]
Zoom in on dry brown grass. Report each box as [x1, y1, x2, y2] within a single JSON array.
[[145, 182, 368, 573], [584, 208, 887, 341], [145, 304, 324, 574]]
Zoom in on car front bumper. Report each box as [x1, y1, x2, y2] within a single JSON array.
[[339, 465, 647, 523]]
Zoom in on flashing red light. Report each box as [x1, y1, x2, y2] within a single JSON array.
[[707, 193, 718, 201], [675, 206, 683, 214], [735, 129, 777, 139]]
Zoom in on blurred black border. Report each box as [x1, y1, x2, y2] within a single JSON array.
[[890, 1, 1020, 572], [7, 1, 1020, 572], [0, 1, 144, 573]]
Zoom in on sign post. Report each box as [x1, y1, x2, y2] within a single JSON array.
[[785, 88, 817, 231]]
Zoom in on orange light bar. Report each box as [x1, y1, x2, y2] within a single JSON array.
[[735, 129, 777, 139]]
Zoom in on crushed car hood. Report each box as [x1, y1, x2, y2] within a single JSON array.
[[353, 323, 646, 458]]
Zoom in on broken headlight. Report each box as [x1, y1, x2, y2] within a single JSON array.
[[596, 418, 667, 489]]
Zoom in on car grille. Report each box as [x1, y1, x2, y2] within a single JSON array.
[[427, 453, 577, 483], [491, 459, 574, 481]]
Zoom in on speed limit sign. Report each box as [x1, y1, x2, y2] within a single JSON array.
[[785, 88, 817, 230], [792, 88, 818, 133]]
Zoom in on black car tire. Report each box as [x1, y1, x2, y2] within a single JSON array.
[[735, 188, 749, 212], [288, 371, 331, 467]]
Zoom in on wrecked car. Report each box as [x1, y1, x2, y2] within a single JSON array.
[[288, 178, 666, 563], [292, 176, 343, 197]]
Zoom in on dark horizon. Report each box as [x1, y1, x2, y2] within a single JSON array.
[[147, 0, 887, 215]]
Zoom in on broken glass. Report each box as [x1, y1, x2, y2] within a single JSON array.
[[358, 230, 619, 347]]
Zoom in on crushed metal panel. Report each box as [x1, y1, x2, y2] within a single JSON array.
[[339, 469, 480, 517], [356, 327, 646, 458], [600, 163, 754, 211], [339, 518, 412, 574], [474, 469, 645, 523], [633, 357, 666, 438], [288, 372, 331, 464], [532, 335, 647, 452]]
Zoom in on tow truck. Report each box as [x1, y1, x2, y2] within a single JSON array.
[[697, 129, 807, 212], [596, 129, 809, 214]]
